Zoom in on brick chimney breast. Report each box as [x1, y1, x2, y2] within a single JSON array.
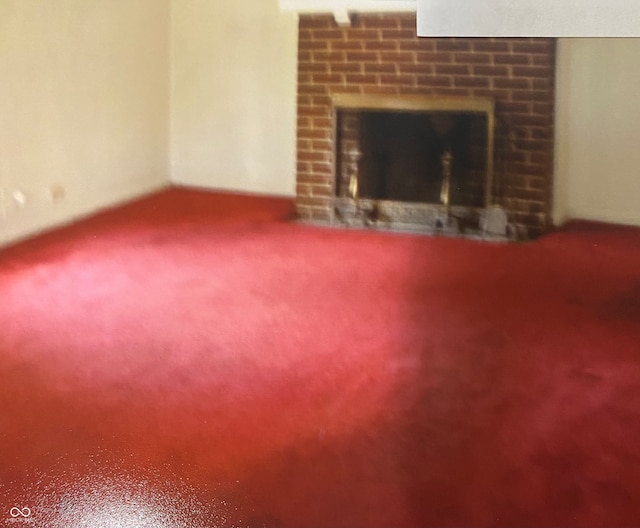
[[295, 13, 556, 239]]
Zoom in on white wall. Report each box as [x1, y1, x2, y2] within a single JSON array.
[[170, 0, 298, 196], [554, 38, 640, 226], [0, 0, 170, 247]]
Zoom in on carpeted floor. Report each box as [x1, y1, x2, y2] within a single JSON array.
[[0, 187, 639, 527]]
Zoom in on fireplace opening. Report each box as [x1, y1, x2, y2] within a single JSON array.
[[332, 94, 497, 235], [337, 110, 488, 208]]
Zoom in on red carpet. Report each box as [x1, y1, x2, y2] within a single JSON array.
[[0, 187, 639, 527]]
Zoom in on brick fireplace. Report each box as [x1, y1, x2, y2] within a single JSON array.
[[295, 13, 556, 239]]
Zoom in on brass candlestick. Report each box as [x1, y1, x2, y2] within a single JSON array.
[[440, 149, 453, 216]]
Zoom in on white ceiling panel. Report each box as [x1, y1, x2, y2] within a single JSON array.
[[417, 0, 640, 37]]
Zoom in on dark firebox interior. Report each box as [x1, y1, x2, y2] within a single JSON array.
[[345, 111, 487, 207]]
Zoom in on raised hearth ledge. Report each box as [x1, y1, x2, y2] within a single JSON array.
[[303, 198, 511, 241]]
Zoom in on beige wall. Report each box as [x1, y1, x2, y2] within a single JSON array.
[[0, 0, 170, 246], [4, 3, 640, 245], [170, 0, 298, 196], [554, 38, 640, 226]]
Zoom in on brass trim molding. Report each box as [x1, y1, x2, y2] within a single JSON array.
[[332, 93, 494, 114]]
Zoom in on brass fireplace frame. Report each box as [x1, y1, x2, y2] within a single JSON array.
[[331, 93, 496, 208]]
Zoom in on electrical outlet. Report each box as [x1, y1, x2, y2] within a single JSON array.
[[13, 190, 26, 207], [0, 187, 6, 219], [50, 184, 65, 203]]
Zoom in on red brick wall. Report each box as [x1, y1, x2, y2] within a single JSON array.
[[295, 13, 556, 238]]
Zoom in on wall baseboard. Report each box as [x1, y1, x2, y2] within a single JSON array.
[[0, 178, 169, 249]]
